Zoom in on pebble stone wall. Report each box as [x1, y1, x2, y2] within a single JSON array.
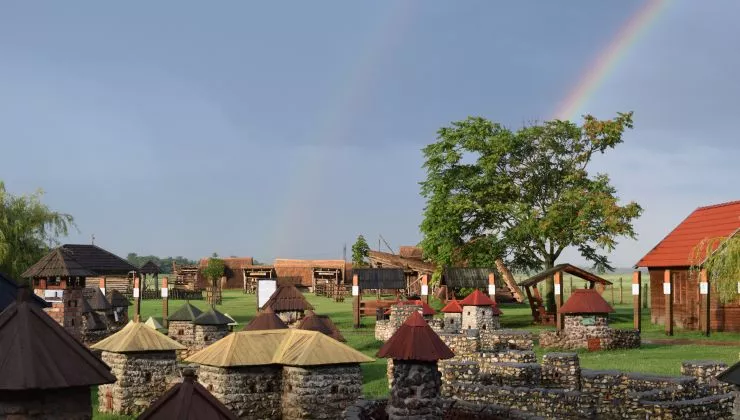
[[281, 364, 363, 419], [0, 387, 92, 420], [197, 365, 283, 420], [193, 324, 230, 350], [387, 360, 445, 420], [539, 315, 640, 350], [98, 351, 179, 416], [442, 312, 462, 333], [479, 330, 533, 352]]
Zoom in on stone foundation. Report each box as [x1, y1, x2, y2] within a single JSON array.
[[193, 324, 230, 350], [541, 353, 580, 391], [539, 318, 640, 350], [439, 333, 479, 355], [197, 364, 282, 419], [98, 351, 179, 416], [281, 364, 363, 419], [0, 387, 92, 419], [388, 360, 444, 420], [480, 329, 533, 352]]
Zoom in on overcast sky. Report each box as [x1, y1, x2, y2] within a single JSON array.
[[1, 1, 737, 268]]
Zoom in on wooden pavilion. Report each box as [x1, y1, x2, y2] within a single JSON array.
[[139, 260, 160, 293], [441, 267, 517, 302], [517, 264, 612, 325], [368, 249, 435, 295]]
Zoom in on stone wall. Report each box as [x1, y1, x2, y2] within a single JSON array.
[[344, 398, 545, 420], [479, 329, 533, 352], [98, 351, 179, 416], [439, 333, 479, 355], [0, 387, 92, 419], [193, 324, 230, 350], [443, 312, 462, 334], [388, 360, 444, 420], [168, 320, 196, 347], [541, 353, 580, 391], [42, 288, 84, 340], [374, 304, 423, 342], [282, 364, 363, 419], [539, 322, 640, 350], [197, 364, 282, 420], [681, 360, 729, 385], [461, 306, 497, 331], [375, 320, 393, 341]]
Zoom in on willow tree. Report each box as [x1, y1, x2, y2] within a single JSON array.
[[692, 235, 740, 303], [0, 182, 75, 280], [419, 113, 642, 310]]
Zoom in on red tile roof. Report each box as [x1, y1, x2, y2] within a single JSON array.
[[377, 312, 454, 361], [441, 299, 463, 313], [559, 289, 614, 314], [459, 289, 496, 306], [636, 200, 740, 268]]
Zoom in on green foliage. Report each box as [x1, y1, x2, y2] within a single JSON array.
[[125, 253, 196, 274], [419, 113, 642, 310], [352, 235, 371, 267], [0, 182, 75, 280], [202, 257, 225, 281], [692, 236, 740, 304]]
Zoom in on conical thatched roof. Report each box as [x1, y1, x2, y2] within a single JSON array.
[[21, 247, 97, 278], [186, 329, 372, 367], [91, 321, 185, 353], [145, 316, 165, 331], [377, 311, 454, 362], [263, 284, 313, 312], [296, 310, 345, 342], [194, 308, 231, 326], [87, 287, 112, 311], [168, 302, 204, 322], [138, 369, 238, 420], [242, 307, 288, 331], [0, 289, 116, 390]]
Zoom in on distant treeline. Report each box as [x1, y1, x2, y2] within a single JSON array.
[[126, 253, 197, 274]]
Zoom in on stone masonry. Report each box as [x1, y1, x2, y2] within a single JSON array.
[[193, 324, 230, 350], [539, 315, 640, 350], [282, 364, 363, 419], [98, 351, 179, 416], [375, 303, 423, 341], [0, 387, 92, 420], [197, 365, 283, 420], [461, 305, 498, 331], [388, 360, 445, 420], [442, 312, 462, 334]]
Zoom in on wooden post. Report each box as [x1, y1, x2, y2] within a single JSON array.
[[643, 284, 648, 309], [420, 274, 429, 304], [554, 271, 564, 331], [619, 277, 623, 304], [99, 277, 106, 295], [133, 277, 141, 323], [352, 274, 360, 329], [569, 277, 573, 294], [700, 269, 710, 337], [162, 277, 169, 329], [632, 271, 641, 331], [664, 269, 673, 336], [488, 273, 496, 303], [610, 281, 615, 304]]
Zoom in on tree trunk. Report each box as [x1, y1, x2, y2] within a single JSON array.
[[543, 259, 556, 312], [494, 259, 524, 302]]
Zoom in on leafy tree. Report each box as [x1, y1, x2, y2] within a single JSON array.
[[126, 253, 197, 274], [202, 257, 225, 306], [352, 235, 371, 267], [692, 236, 740, 303], [0, 182, 75, 280], [420, 113, 642, 310]]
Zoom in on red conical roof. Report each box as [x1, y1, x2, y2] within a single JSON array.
[[441, 299, 463, 313], [377, 312, 454, 361], [242, 307, 288, 331], [559, 289, 614, 314], [459, 289, 496, 306]]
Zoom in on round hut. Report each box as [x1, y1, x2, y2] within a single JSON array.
[[377, 311, 455, 420], [558, 288, 615, 349], [242, 306, 288, 331], [440, 298, 463, 334], [0, 287, 116, 418], [192, 307, 232, 349], [91, 320, 186, 416], [459, 289, 502, 331], [186, 329, 372, 419], [167, 302, 204, 348]]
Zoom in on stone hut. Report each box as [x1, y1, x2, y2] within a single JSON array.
[[168, 302, 204, 347], [80, 296, 109, 344], [539, 289, 640, 350], [263, 283, 314, 324], [242, 306, 288, 331], [192, 307, 232, 350], [0, 288, 116, 419], [186, 329, 373, 419], [459, 289, 502, 331], [440, 298, 463, 334], [296, 309, 345, 342], [138, 368, 238, 420], [91, 320, 186, 416], [377, 311, 455, 420]]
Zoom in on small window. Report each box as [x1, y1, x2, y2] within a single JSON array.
[[204, 335, 210, 341], [207, 384, 214, 392], [71, 319, 75, 326], [178, 329, 184, 335], [450, 319, 455, 324], [68, 300, 73, 308], [145, 372, 152, 382], [482, 324, 487, 330], [331, 385, 338, 393], [467, 311, 471, 316]]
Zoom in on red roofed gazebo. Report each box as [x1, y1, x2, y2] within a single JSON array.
[[378, 312, 452, 420], [560, 289, 615, 315]]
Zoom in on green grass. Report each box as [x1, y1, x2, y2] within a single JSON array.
[[92, 289, 740, 419]]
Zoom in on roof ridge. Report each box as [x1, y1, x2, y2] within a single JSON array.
[[696, 200, 740, 211]]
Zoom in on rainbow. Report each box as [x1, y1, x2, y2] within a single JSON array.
[[552, 0, 669, 120]]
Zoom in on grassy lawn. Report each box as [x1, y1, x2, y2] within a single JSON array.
[[92, 289, 740, 419]]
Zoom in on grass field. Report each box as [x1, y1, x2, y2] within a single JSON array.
[[92, 288, 740, 419]]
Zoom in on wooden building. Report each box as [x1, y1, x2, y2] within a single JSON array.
[[368, 248, 435, 295], [636, 200, 740, 332], [199, 257, 254, 290], [273, 258, 351, 290], [442, 267, 516, 302], [172, 261, 203, 291], [54, 244, 138, 294]]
